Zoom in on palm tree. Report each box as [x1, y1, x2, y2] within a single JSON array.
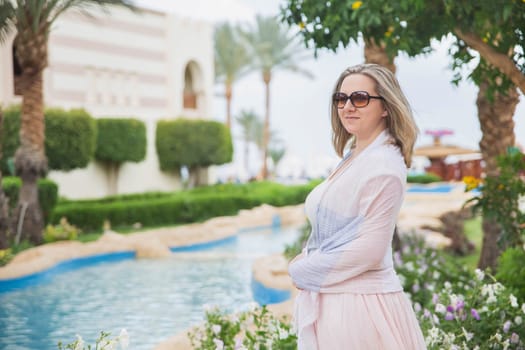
[[235, 109, 260, 175], [214, 22, 251, 130], [0, 107, 10, 249], [476, 81, 519, 269], [0, 0, 135, 244], [240, 15, 313, 179], [268, 145, 286, 177]]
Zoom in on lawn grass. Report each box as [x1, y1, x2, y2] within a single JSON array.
[[453, 215, 482, 270]]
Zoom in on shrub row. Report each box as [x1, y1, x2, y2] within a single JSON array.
[[1, 177, 59, 223], [407, 173, 442, 183], [51, 182, 317, 232]]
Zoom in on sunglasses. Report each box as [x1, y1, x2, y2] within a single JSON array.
[[332, 91, 384, 109]]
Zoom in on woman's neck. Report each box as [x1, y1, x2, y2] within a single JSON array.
[[353, 127, 387, 154]]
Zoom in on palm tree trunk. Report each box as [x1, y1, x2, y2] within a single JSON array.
[[13, 70, 48, 245], [0, 108, 10, 249], [261, 71, 271, 179], [476, 82, 519, 270], [244, 135, 250, 176], [225, 83, 232, 129], [364, 38, 396, 73]]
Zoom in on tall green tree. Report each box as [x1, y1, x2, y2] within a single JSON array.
[[281, 0, 524, 270], [240, 15, 313, 179], [0, 0, 135, 244], [214, 22, 251, 130]]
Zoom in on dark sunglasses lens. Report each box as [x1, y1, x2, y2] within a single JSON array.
[[351, 92, 369, 107], [333, 92, 348, 108]]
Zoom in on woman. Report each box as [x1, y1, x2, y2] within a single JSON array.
[[288, 63, 426, 349]]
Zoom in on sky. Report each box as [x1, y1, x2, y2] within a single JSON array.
[[140, 0, 524, 179]]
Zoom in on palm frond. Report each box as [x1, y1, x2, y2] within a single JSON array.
[[50, 0, 137, 25], [0, 0, 15, 43]]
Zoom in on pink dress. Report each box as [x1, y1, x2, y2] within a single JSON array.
[[288, 130, 426, 350]]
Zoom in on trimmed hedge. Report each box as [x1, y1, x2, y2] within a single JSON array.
[[45, 108, 97, 171], [156, 118, 233, 171], [95, 118, 146, 163], [0, 106, 97, 173], [407, 173, 442, 184], [1, 177, 59, 223], [51, 181, 318, 231]]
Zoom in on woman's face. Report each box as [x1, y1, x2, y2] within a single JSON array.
[[336, 73, 387, 140]]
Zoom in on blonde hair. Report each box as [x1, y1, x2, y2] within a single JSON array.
[[330, 63, 418, 167]]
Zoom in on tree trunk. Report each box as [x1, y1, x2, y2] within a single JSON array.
[[0, 108, 10, 249], [12, 69, 48, 245], [260, 71, 271, 179], [364, 39, 396, 74], [106, 162, 120, 196], [225, 83, 232, 129], [476, 82, 519, 270], [244, 136, 250, 177]]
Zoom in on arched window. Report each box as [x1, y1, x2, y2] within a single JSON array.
[[182, 61, 203, 111]]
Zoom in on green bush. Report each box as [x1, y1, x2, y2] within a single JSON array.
[[51, 181, 317, 231], [1, 176, 59, 223], [95, 118, 146, 163], [496, 247, 525, 302], [156, 118, 232, 171], [45, 108, 97, 170], [1, 106, 97, 172], [44, 217, 80, 243], [0, 105, 21, 175], [407, 173, 442, 183]]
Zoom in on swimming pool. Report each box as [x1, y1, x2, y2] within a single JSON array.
[[0, 226, 299, 350]]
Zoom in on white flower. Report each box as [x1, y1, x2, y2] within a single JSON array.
[[444, 281, 452, 290], [405, 261, 415, 272], [118, 329, 129, 349], [432, 314, 440, 324], [413, 302, 422, 313], [475, 269, 485, 281], [510, 294, 519, 308], [433, 271, 440, 280], [212, 324, 222, 335], [515, 316, 522, 325], [74, 335, 84, 350], [487, 295, 497, 304], [494, 333, 502, 342], [435, 303, 446, 314], [278, 328, 289, 340], [213, 338, 224, 350], [462, 327, 473, 341], [521, 303, 525, 314]]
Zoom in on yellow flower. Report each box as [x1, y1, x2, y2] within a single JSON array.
[[352, 1, 363, 10], [385, 26, 394, 38], [299, 22, 305, 30], [463, 176, 482, 191]]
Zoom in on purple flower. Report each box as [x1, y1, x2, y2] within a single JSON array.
[[446, 305, 455, 313], [445, 312, 455, 321], [432, 294, 439, 304], [503, 320, 512, 333], [471, 308, 480, 320], [456, 300, 465, 310], [511, 333, 520, 344], [423, 309, 431, 318]]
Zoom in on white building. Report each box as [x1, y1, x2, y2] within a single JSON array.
[[0, 5, 214, 199]]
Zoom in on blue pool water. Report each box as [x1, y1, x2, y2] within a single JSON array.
[[406, 184, 455, 193], [0, 226, 300, 350]]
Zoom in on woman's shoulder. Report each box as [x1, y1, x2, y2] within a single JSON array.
[[361, 144, 406, 178]]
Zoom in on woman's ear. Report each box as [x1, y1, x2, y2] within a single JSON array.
[[381, 109, 388, 118]]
